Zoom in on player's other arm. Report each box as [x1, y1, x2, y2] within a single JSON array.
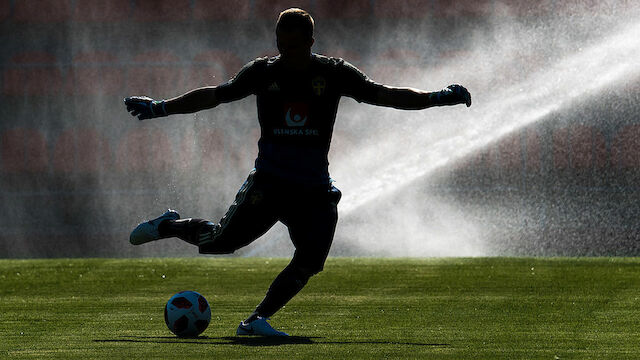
[[340, 60, 471, 110], [124, 60, 260, 120], [372, 84, 471, 110]]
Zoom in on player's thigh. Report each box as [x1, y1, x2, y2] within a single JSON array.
[[286, 187, 340, 273], [199, 173, 277, 254]]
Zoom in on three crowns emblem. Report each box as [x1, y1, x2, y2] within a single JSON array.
[[312, 77, 326, 96]]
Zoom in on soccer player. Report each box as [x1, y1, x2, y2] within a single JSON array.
[[125, 8, 471, 337]]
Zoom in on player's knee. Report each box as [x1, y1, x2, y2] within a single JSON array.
[[197, 224, 242, 255], [289, 265, 324, 289], [288, 256, 326, 280], [297, 264, 324, 279], [285, 266, 312, 288]]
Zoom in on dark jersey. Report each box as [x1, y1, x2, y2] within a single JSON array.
[[216, 53, 383, 185]]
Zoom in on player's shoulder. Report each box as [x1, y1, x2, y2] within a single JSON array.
[[234, 56, 274, 78], [312, 53, 365, 77], [247, 54, 284, 72], [312, 53, 346, 68], [245, 55, 271, 68]]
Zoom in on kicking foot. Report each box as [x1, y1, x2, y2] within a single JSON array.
[[236, 317, 289, 337], [130, 209, 180, 245]]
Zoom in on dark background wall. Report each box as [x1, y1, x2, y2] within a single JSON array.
[[1, 0, 639, 257]]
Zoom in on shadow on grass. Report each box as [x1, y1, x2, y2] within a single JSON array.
[[94, 336, 449, 347]]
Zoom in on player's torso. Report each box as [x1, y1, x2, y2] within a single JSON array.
[[254, 54, 341, 149]]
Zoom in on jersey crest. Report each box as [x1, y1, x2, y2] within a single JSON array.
[[312, 76, 326, 96]]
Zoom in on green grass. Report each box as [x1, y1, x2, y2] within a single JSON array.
[[1, 258, 640, 359]]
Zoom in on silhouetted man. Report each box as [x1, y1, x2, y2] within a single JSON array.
[[125, 8, 471, 336]]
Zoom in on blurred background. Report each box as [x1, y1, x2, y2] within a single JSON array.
[[1, 0, 639, 258]]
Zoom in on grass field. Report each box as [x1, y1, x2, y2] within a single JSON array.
[[1, 257, 639, 359]]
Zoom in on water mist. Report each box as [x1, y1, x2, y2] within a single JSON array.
[[246, 6, 640, 257], [2, 2, 639, 258]]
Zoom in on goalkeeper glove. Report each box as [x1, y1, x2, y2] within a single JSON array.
[[124, 96, 168, 120], [430, 84, 471, 107]]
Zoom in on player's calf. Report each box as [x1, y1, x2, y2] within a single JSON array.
[[159, 218, 217, 246]]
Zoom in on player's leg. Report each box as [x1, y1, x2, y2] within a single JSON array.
[[236, 257, 317, 337], [254, 187, 339, 317], [197, 171, 278, 254], [130, 209, 216, 246], [156, 170, 278, 254], [157, 217, 213, 245], [129, 210, 216, 246], [237, 185, 341, 336]]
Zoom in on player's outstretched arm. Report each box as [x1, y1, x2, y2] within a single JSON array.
[[372, 84, 472, 110], [124, 87, 220, 121], [124, 58, 262, 120]]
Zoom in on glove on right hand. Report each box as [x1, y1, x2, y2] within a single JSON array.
[[124, 96, 167, 120]]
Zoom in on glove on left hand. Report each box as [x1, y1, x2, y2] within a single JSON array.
[[431, 84, 471, 107]]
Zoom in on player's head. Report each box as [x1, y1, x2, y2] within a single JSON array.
[[276, 8, 314, 60]]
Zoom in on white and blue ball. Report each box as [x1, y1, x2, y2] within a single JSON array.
[[164, 291, 211, 337]]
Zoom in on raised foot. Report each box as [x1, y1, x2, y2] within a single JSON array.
[[129, 209, 180, 245]]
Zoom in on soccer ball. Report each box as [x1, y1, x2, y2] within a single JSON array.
[[164, 291, 211, 337]]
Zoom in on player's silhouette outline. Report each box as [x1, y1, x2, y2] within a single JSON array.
[[125, 8, 471, 337]]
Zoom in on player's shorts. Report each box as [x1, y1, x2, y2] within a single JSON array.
[[199, 169, 341, 273]]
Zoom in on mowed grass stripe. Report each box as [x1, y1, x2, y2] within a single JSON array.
[[1, 258, 639, 359]]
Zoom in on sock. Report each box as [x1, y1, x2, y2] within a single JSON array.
[[243, 311, 260, 325], [158, 218, 211, 245]]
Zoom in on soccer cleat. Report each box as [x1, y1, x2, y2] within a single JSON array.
[[130, 209, 180, 245], [236, 317, 289, 337]]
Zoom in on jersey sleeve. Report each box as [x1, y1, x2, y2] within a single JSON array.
[[215, 58, 264, 103], [338, 60, 383, 104]]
